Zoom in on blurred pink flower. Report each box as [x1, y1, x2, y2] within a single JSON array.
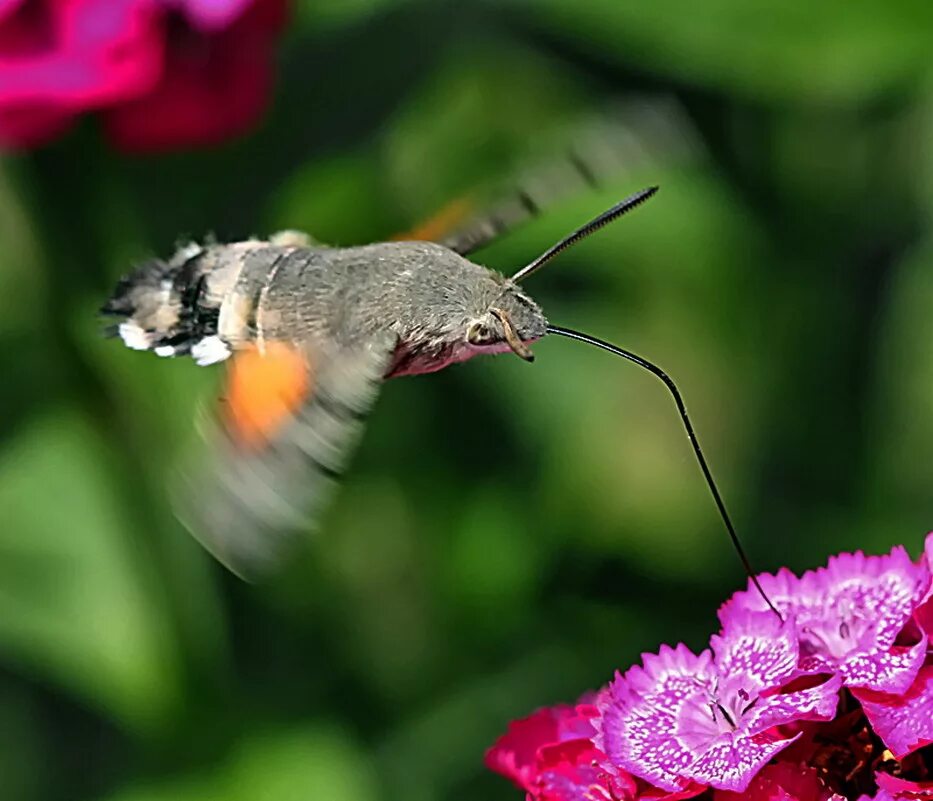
[[0, 0, 162, 147], [165, 0, 255, 30], [0, 0, 286, 151], [105, 0, 286, 151]]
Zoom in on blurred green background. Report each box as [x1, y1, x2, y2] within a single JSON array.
[[2, 1, 933, 799]]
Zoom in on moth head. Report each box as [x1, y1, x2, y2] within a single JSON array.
[[466, 285, 547, 362], [464, 187, 658, 362]]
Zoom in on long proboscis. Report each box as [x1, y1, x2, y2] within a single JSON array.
[[546, 324, 781, 620]]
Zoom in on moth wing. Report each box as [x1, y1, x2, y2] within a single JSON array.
[[418, 98, 700, 255], [390, 197, 474, 244], [176, 331, 397, 580]]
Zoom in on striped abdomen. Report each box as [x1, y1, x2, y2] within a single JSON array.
[[101, 232, 312, 365]]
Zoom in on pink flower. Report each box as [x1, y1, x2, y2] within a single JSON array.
[[874, 773, 933, 800], [164, 0, 255, 29], [596, 612, 842, 794], [0, 0, 163, 147], [486, 702, 620, 801], [0, 0, 286, 151], [485, 703, 598, 793], [714, 762, 842, 801], [104, 0, 286, 151], [853, 666, 933, 758], [720, 545, 931, 695], [914, 533, 933, 636], [487, 536, 933, 801], [485, 702, 702, 801], [852, 540, 933, 760]]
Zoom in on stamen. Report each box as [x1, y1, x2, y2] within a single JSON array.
[[715, 703, 736, 730]]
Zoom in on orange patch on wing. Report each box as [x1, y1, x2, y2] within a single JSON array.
[[224, 342, 312, 448], [392, 197, 472, 242]]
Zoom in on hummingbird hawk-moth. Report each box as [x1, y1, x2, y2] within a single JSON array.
[[101, 117, 777, 614], [101, 183, 652, 578]]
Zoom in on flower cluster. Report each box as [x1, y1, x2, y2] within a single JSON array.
[[486, 536, 933, 801], [0, 0, 287, 151]]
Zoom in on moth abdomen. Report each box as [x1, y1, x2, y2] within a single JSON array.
[[102, 242, 218, 358]]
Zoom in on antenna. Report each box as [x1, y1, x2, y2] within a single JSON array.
[[511, 186, 658, 283], [544, 327, 781, 619]]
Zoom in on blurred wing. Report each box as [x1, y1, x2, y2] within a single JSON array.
[[391, 197, 474, 243], [430, 98, 701, 255], [176, 332, 397, 580]]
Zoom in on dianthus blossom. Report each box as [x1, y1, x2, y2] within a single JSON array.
[[486, 535, 933, 801], [0, 0, 287, 151]]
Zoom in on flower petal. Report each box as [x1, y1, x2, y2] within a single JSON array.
[[832, 635, 928, 695], [485, 704, 576, 791], [875, 772, 933, 799], [711, 609, 798, 689], [683, 729, 800, 792], [853, 666, 933, 758], [104, 0, 286, 151], [820, 547, 931, 651], [0, 0, 163, 107], [169, 0, 256, 30], [536, 739, 613, 801], [720, 544, 931, 694], [0, 0, 25, 22], [0, 103, 74, 148], [597, 645, 713, 793], [744, 673, 842, 733], [713, 761, 838, 801]]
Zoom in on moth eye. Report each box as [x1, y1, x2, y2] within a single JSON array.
[[467, 322, 494, 346]]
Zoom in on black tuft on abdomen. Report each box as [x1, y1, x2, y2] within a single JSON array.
[[101, 244, 219, 357]]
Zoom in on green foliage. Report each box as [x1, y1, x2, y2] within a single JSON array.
[[1, 2, 932, 800], [102, 726, 377, 801]]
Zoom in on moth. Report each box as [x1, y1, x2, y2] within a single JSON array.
[[101, 116, 776, 614]]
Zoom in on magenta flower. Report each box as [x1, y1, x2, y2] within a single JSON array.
[[0, 0, 162, 147], [873, 773, 933, 800], [852, 548, 933, 761], [164, 0, 255, 29], [596, 611, 842, 794], [534, 738, 616, 801], [0, 0, 286, 151], [487, 537, 933, 801], [485, 703, 599, 793], [915, 532, 933, 634], [853, 666, 933, 759], [486, 701, 703, 801], [720, 546, 931, 695], [104, 0, 287, 151]]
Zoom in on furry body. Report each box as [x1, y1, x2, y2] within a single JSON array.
[[101, 235, 548, 578], [103, 238, 548, 375]]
